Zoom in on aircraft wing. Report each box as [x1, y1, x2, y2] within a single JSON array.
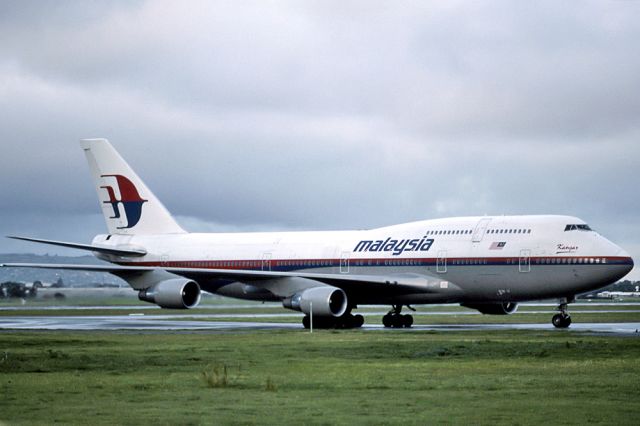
[[7, 236, 147, 257], [0, 262, 435, 292]]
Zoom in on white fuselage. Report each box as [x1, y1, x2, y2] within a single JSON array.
[[93, 214, 633, 305]]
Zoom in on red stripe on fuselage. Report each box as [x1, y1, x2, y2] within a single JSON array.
[[117, 256, 633, 270]]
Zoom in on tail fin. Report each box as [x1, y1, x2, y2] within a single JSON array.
[[81, 139, 186, 235]]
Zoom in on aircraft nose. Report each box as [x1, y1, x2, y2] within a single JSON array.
[[616, 248, 634, 273]]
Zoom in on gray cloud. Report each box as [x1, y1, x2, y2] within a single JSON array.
[[0, 1, 638, 278]]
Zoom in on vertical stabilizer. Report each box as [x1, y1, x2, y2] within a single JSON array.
[[81, 139, 186, 235]]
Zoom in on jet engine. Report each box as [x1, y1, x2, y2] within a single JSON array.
[[138, 278, 201, 309], [461, 302, 518, 315], [283, 286, 348, 317]]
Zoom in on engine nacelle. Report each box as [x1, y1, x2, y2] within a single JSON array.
[[138, 278, 201, 309], [461, 302, 518, 315], [283, 286, 348, 317]]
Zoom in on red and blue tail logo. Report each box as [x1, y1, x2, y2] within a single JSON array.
[[100, 174, 148, 229]]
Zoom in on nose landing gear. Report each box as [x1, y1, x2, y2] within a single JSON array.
[[382, 305, 414, 328], [552, 298, 573, 328]]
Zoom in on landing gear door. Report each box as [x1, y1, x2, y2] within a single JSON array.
[[472, 218, 492, 243]]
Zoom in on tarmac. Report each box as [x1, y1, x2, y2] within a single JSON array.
[[0, 312, 638, 334]]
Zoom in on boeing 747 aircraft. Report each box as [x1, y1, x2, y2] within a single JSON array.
[[2, 139, 634, 329]]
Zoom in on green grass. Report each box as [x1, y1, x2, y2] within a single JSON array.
[[0, 330, 639, 425]]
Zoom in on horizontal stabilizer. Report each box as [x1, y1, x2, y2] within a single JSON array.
[[7, 236, 147, 257]]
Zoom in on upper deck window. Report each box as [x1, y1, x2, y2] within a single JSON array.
[[564, 224, 592, 232]]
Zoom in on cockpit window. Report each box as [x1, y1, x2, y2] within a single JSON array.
[[564, 224, 592, 232]]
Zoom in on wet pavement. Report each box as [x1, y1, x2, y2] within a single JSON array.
[[0, 314, 638, 334]]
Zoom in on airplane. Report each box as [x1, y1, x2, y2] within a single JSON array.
[[1, 139, 634, 329]]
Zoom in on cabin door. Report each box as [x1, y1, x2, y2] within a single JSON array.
[[340, 251, 350, 274], [519, 249, 531, 273], [437, 250, 447, 273], [261, 253, 272, 271], [472, 218, 492, 242]]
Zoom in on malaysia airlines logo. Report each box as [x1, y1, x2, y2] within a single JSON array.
[[100, 174, 147, 229], [354, 236, 435, 256]]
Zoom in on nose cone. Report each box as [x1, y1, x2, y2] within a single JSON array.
[[614, 247, 634, 276]]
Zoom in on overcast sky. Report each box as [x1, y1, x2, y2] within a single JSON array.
[[0, 1, 638, 279]]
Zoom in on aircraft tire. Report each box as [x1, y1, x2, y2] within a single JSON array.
[[335, 314, 364, 329], [403, 314, 413, 328], [552, 313, 571, 328], [382, 314, 392, 328], [336, 316, 350, 329], [320, 317, 336, 329], [392, 315, 403, 328], [383, 313, 413, 328], [353, 314, 364, 328]]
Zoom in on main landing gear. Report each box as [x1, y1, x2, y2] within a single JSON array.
[[302, 312, 364, 329], [382, 305, 414, 328], [552, 298, 573, 329]]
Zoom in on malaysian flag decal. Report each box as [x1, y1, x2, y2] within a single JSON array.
[[490, 241, 506, 250]]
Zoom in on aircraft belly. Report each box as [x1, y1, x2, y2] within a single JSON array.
[[443, 264, 629, 302], [215, 282, 280, 301]]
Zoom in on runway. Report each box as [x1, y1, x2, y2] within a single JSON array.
[[0, 314, 638, 334], [2, 301, 639, 333]]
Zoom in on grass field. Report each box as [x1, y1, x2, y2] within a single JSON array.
[[1, 329, 639, 425], [1, 298, 639, 424]]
